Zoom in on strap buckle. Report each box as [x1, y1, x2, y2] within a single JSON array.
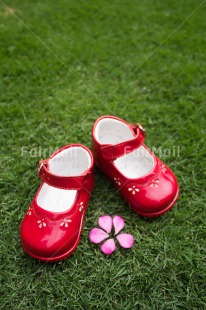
[[36, 160, 46, 176], [136, 123, 146, 134]]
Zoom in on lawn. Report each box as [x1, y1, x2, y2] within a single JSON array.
[[0, 0, 206, 309]]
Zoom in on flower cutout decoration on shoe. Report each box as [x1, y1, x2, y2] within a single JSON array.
[[114, 177, 122, 186], [37, 220, 47, 228], [89, 215, 134, 255], [150, 179, 159, 188], [27, 207, 32, 216], [128, 185, 140, 195], [161, 164, 167, 173], [60, 219, 72, 228], [78, 202, 84, 212]]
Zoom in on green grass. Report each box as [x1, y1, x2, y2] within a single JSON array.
[[1, 0, 206, 309]]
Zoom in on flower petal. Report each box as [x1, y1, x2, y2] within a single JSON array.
[[100, 238, 116, 255], [113, 215, 125, 235], [98, 215, 113, 233], [116, 233, 134, 249], [89, 228, 109, 244]]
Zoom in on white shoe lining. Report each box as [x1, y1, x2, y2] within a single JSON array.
[[37, 146, 91, 213], [95, 118, 154, 179]]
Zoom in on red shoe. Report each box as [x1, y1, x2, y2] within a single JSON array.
[[91, 116, 179, 217], [20, 144, 94, 261]]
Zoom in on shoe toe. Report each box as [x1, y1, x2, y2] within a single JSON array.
[[21, 214, 78, 259], [127, 169, 179, 216]]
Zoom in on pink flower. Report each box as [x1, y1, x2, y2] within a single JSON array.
[[89, 215, 134, 255]]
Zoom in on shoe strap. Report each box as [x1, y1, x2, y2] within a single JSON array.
[[101, 123, 146, 161], [36, 159, 90, 190]]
